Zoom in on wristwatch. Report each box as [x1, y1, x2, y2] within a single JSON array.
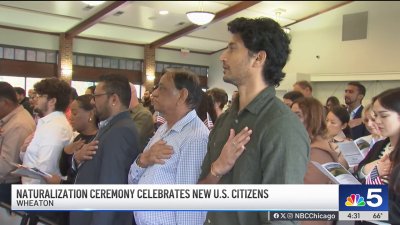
[[136, 154, 146, 168]]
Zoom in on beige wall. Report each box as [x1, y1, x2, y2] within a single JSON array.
[[0, 28, 211, 66], [207, 51, 238, 99], [286, 1, 400, 75], [73, 38, 144, 59], [0, 28, 58, 50], [156, 48, 210, 66]]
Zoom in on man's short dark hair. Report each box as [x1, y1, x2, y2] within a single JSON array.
[[227, 17, 291, 87], [87, 85, 96, 94], [283, 91, 304, 102], [0, 82, 18, 104], [294, 80, 313, 92], [98, 74, 131, 108], [348, 81, 366, 96], [70, 87, 78, 101], [166, 68, 202, 110], [207, 88, 228, 110], [34, 78, 71, 112], [14, 87, 26, 96]]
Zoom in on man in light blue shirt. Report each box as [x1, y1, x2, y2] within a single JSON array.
[[129, 68, 209, 225]]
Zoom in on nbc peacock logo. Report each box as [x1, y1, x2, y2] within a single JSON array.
[[345, 194, 366, 207]]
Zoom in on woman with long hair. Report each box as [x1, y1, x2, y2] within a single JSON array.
[[292, 97, 345, 184], [357, 88, 400, 183], [355, 87, 400, 225], [196, 90, 217, 130], [292, 97, 343, 225], [206, 87, 228, 118]]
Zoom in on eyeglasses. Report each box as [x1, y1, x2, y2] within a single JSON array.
[[35, 94, 48, 99], [91, 93, 109, 100]]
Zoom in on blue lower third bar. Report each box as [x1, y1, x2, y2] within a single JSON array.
[[270, 211, 338, 221]]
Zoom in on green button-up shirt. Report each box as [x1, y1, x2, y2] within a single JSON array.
[[129, 103, 154, 153], [199, 86, 310, 225]]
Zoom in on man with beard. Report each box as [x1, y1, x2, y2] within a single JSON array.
[[142, 90, 154, 114], [128, 83, 154, 153], [22, 78, 73, 184], [70, 74, 139, 225], [198, 17, 309, 225], [344, 81, 369, 139]]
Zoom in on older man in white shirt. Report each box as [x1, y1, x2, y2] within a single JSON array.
[[22, 78, 73, 184]]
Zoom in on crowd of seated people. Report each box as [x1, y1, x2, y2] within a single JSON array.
[[286, 81, 399, 224]]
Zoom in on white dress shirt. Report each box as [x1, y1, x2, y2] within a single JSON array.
[[350, 105, 362, 120], [22, 111, 73, 184]]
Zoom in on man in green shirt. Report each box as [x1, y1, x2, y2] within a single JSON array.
[[198, 17, 310, 225], [128, 83, 154, 153]]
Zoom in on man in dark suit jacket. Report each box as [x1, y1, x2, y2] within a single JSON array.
[[70, 74, 139, 225], [344, 81, 370, 139]]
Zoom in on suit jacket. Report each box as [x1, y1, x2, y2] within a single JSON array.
[[356, 138, 390, 183], [350, 105, 370, 139], [70, 111, 139, 225]]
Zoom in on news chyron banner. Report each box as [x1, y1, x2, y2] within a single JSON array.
[[12, 184, 388, 221], [270, 185, 389, 221]]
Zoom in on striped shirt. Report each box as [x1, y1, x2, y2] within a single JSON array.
[[129, 109, 209, 225], [203, 112, 214, 130]]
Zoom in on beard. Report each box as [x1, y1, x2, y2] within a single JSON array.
[[34, 104, 47, 118], [344, 97, 352, 105], [96, 105, 111, 122], [143, 96, 150, 102]]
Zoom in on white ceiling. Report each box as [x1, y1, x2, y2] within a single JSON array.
[[0, 1, 351, 53]]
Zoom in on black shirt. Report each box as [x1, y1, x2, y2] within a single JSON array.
[[59, 133, 96, 184]]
